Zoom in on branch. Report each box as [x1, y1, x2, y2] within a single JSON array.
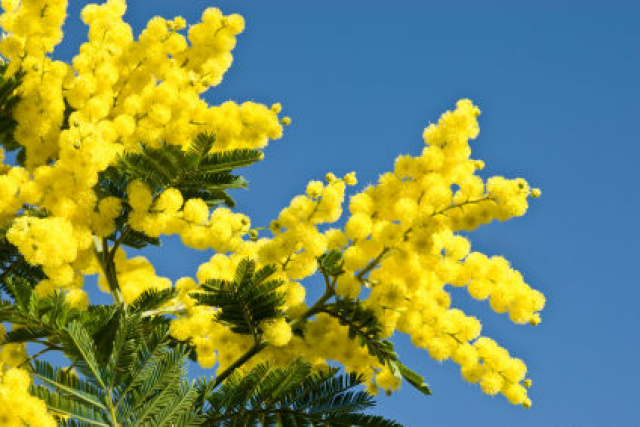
[[94, 238, 124, 306], [212, 341, 267, 388], [108, 227, 132, 265], [289, 276, 335, 330], [432, 196, 496, 217], [19, 345, 55, 368], [355, 247, 391, 281]]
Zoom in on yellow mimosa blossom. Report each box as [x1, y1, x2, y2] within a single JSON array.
[[0, 0, 544, 416]]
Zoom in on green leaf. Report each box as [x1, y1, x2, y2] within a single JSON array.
[[65, 321, 107, 390], [31, 385, 110, 426], [193, 259, 285, 338], [320, 298, 397, 365], [390, 360, 432, 396], [31, 359, 108, 411], [202, 361, 401, 426], [123, 344, 189, 423], [319, 249, 345, 277], [128, 288, 179, 314], [118, 228, 161, 250], [2, 276, 33, 313]]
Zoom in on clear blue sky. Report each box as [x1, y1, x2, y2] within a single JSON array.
[[53, 1, 640, 426]]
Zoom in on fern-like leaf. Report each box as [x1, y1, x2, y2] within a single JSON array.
[[320, 297, 432, 397], [193, 259, 285, 338], [64, 321, 107, 390], [202, 361, 401, 427], [129, 287, 179, 314], [31, 359, 108, 411]]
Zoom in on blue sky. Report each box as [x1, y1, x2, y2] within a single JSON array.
[[51, 1, 640, 425]]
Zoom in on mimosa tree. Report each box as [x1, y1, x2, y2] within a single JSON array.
[[0, 0, 544, 425]]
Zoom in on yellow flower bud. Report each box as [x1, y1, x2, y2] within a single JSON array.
[[344, 172, 357, 186], [271, 103, 282, 113]]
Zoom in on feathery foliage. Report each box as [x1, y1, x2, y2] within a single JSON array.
[[98, 133, 260, 209], [193, 259, 286, 339], [93, 133, 262, 251], [202, 361, 402, 427]]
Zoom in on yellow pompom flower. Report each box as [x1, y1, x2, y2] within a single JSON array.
[[305, 180, 324, 198], [261, 318, 292, 347], [66, 289, 90, 310], [183, 198, 209, 224], [154, 188, 184, 213], [0, 342, 27, 367], [127, 180, 153, 211], [345, 213, 373, 240], [344, 172, 357, 186]]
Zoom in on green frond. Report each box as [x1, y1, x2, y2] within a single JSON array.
[[249, 263, 278, 287], [122, 345, 189, 422], [234, 258, 255, 287], [321, 298, 396, 365], [100, 135, 261, 208], [30, 309, 203, 426], [320, 298, 432, 397], [64, 321, 107, 390], [31, 385, 110, 426], [105, 312, 140, 386], [202, 361, 399, 427], [137, 380, 201, 427], [2, 325, 49, 343], [37, 292, 80, 329], [115, 323, 170, 398], [186, 132, 216, 159], [324, 413, 404, 427], [118, 228, 161, 250], [193, 259, 285, 337], [93, 132, 262, 250], [209, 362, 271, 413], [1, 276, 33, 312], [0, 253, 45, 286], [192, 148, 263, 175], [0, 296, 14, 316], [31, 359, 107, 411], [290, 370, 373, 415], [129, 287, 179, 314], [88, 306, 123, 364], [0, 290, 90, 347]]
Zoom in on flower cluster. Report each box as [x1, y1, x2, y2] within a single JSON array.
[[126, 181, 250, 252], [170, 101, 543, 407], [0, 0, 544, 417]]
